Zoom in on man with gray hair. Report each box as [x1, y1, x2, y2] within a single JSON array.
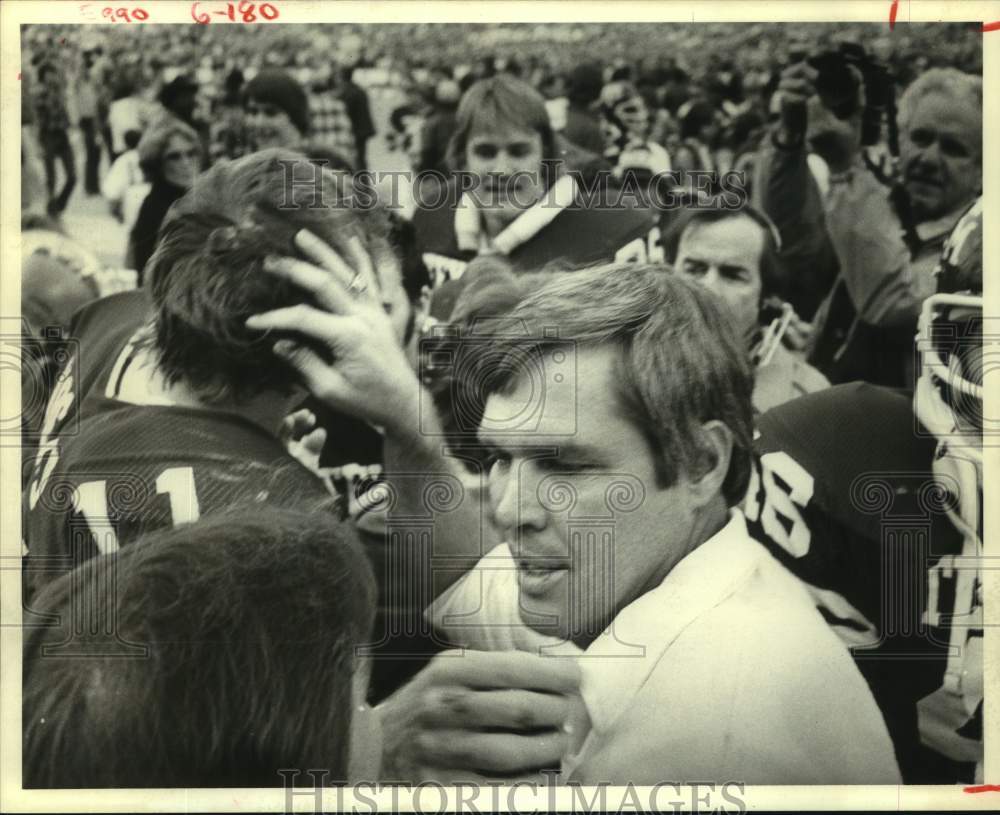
[[765, 62, 981, 388]]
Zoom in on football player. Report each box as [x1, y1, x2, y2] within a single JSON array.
[[22, 150, 386, 600], [743, 198, 985, 783]]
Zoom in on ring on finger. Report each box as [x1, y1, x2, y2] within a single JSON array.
[[349, 272, 368, 295]]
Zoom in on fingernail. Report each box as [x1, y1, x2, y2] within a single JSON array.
[[274, 339, 294, 355], [562, 722, 575, 735], [245, 315, 260, 326]]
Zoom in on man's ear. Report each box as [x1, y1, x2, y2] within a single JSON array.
[[687, 420, 733, 507], [416, 284, 432, 318]]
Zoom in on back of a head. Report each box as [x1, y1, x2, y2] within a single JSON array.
[[147, 149, 391, 405], [448, 255, 521, 327], [568, 62, 604, 107], [23, 508, 375, 788], [488, 264, 755, 505]]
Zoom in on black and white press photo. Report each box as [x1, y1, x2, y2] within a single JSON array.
[[4, 2, 994, 810]]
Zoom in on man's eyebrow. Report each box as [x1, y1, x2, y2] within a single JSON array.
[[477, 431, 501, 448], [547, 440, 612, 461], [474, 434, 601, 459]]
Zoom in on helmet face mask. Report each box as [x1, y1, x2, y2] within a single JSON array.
[[915, 293, 983, 551]]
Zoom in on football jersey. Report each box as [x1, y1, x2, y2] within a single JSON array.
[[745, 382, 981, 782], [413, 176, 661, 287], [23, 402, 334, 602], [62, 289, 153, 431], [309, 400, 386, 520]]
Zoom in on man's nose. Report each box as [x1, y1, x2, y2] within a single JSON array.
[[915, 139, 942, 168], [491, 462, 546, 534], [486, 150, 518, 176], [702, 266, 721, 290]]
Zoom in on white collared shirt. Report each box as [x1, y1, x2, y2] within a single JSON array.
[[428, 511, 901, 784]]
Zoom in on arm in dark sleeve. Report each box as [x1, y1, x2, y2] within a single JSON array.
[[753, 131, 839, 318]]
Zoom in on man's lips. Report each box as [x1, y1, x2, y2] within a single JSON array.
[[516, 555, 570, 573], [516, 556, 569, 598]]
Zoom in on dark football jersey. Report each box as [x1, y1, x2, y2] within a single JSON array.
[[309, 400, 386, 519], [745, 382, 981, 783], [23, 402, 334, 603], [413, 179, 660, 287], [50, 289, 152, 438]]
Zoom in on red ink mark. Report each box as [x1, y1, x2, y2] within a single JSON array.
[[965, 785, 1000, 793], [17, 71, 21, 80], [191, 1, 277, 23], [889, 0, 899, 29], [982, 21, 1000, 32]]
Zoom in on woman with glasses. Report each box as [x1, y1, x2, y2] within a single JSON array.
[[128, 118, 203, 281]]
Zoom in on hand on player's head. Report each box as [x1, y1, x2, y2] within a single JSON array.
[[148, 151, 395, 407], [246, 229, 421, 434]]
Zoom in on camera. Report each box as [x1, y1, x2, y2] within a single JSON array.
[[804, 43, 895, 146], [418, 319, 577, 438]]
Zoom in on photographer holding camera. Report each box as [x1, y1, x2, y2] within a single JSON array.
[[757, 45, 981, 389]]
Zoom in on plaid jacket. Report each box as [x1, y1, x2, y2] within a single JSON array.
[[308, 91, 357, 167]]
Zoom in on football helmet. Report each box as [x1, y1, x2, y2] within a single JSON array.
[[913, 197, 984, 777]]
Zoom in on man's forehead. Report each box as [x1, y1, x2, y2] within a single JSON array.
[[479, 346, 626, 444], [681, 216, 765, 262], [911, 93, 982, 130]]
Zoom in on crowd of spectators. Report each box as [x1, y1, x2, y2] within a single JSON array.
[[19, 19, 985, 792]]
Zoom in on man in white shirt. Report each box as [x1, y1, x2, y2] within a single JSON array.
[[250, 257, 902, 784], [417, 266, 900, 784]]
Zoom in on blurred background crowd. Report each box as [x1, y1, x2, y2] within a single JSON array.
[[20, 21, 981, 249]]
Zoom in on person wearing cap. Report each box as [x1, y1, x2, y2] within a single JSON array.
[[562, 62, 605, 155], [418, 78, 460, 176], [158, 74, 200, 129], [675, 97, 720, 174], [663, 202, 830, 413], [599, 80, 672, 171], [412, 74, 659, 288], [156, 73, 209, 164], [243, 68, 312, 153]]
